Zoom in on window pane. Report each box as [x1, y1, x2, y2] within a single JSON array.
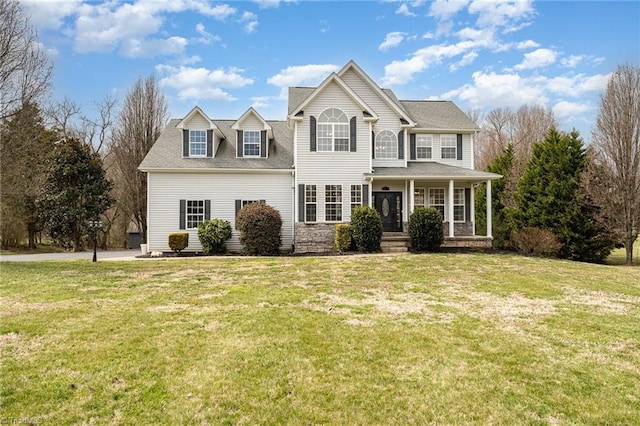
[[416, 135, 432, 160], [441, 135, 456, 159], [350, 185, 361, 212], [186, 200, 205, 228], [414, 188, 425, 206], [243, 131, 260, 156], [325, 185, 342, 221], [190, 130, 206, 156], [375, 130, 398, 159], [305, 185, 317, 222]]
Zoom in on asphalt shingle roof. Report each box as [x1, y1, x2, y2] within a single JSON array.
[[139, 119, 294, 171], [399, 101, 480, 131], [365, 162, 502, 180]]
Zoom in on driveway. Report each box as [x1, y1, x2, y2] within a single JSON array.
[[0, 249, 140, 262]]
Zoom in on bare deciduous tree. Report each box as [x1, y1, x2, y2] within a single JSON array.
[[591, 64, 640, 265], [110, 75, 168, 244], [0, 0, 53, 120]]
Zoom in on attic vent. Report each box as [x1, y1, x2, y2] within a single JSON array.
[[295, 110, 304, 117]]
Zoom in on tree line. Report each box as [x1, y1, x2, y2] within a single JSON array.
[[473, 65, 640, 265]]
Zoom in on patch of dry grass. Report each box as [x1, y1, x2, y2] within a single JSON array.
[[1, 253, 639, 424]]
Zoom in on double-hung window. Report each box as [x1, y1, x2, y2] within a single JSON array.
[[375, 130, 398, 159], [441, 134, 456, 159], [325, 185, 342, 222], [350, 185, 362, 213], [317, 108, 349, 152], [414, 188, 426, 207], [189, 130, 206, 157], [454, 188, 465, 222], [186, 200, 205, 229], [428, 188, 445, 219], [305, 185, 317, 222], [243, 131, 260, 157], [416, 135, 432, 159]]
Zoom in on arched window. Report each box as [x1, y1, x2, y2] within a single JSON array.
[[317, 108, 349, 152], [375, 130, 397, 159]]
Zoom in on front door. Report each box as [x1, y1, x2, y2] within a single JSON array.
[[373, 191, 402, 232]]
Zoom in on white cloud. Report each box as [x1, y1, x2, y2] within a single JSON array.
[[516, 39, 540, 49], [552, 100, 592, 120], [156, 64, 253, 101], [546, 73, 610, 97], [21, 0, 83, 30], [121, 36, 188, 58], [251, 96, 272, 108], [514, 48, 557, 70], [429, 0, 469, 20], [441, 70, 548, 109], [239, 11, 259, 33], [379, 32, 407, 51], [449, 51, 478, 71], [396, 3, 417, 17], [468, 0, 535, 29], [267, 64, 339, 87], [195, 23, 221, 44]]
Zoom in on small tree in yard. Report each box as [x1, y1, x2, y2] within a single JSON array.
[[198, 219, 232, 254], [409, 207, 444, 252], [350, 206, 382, 253], [236, 202, 282, 255], [38, 137, 114, 251], [168, 232, 188, 254]]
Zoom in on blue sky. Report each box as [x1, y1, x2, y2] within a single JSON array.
[[24, 0, 640, 141]]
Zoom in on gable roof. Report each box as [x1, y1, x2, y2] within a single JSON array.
[[400, 101, 480, 132], [288, 72, 378, 122], [338, 60, 416, 126], [231, 107, 274, 139], [288, 87, 315, 115], [139, 119, 293, 172], [175, 106, 226, 139]]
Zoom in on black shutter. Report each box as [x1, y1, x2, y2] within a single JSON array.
[[260, 130, 267, 158], [235, 199, 242, 229], [182, 130, 189, 157], [237, 130, 243, 157], [457, 134, 463, 160], [398, 130, 404, 160], [206, 130, 213, 157], [179, 200, 186, 229], [310, 116, 316, 152], [465, 188, 471, 223], [205, 200, 211, 220], [362, 184, 369, 206], [350, 116, 357, 152], [372, 131, 375, 159], [298, 184, 305, 221], [410, 134, 416, 160]]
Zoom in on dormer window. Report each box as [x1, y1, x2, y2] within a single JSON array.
[[189, 130, 206, 157], [318, 108, 349, 152], [243, 131, 260, 157]]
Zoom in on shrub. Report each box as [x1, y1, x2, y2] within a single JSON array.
[[512, 227, 561, 258], [168, 232, 188, 254], [408, 207, 444, 252], [350, 206, 382, 253], [236, 202, 282, 255], [334, 224, 352, 252], [198, 219, 232, 254]]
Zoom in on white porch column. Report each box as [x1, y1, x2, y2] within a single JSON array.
[[448, 179, 455, 237], [409, 179, 415, 214], [470, 184, 476, 236], [486, 180, 492, 238]]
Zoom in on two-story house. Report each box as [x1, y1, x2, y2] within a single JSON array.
[[139, 60, 501, 253]]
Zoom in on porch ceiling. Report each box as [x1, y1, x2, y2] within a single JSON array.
[[365, 162, 502, 182]]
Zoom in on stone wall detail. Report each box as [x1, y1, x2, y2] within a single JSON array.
[[294, 223, 336, 253]]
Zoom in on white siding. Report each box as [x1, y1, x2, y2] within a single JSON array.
[[147, 172, 293, 252], [185, 113, 209, 130], [418, 133, 473, 169], [240, 114, 264, 131], [341, 69, 405, 168]]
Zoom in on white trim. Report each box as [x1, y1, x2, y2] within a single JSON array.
[[139, 167, 292, 174], [448, 180, 455, 237], [242, 130, 261, 157], [188, 129, 207, 157]]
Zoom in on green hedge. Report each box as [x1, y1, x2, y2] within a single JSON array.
[[236, 202, 282, 255], [168, 232, 188, 254], [350, 206, 382, 253], [408, 207, 444, 252], [198, 219, 232, 254], [334, 224, 352, 252]]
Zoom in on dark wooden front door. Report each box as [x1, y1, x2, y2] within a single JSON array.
[[373, 192, 402, 232]]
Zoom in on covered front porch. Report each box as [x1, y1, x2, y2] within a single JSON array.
[[365, 162, 502, 249]]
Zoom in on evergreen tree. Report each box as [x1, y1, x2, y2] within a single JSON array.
[[475, 144, 514, 249], [38, 138, 114, 251], [514, 128, 615, 262]]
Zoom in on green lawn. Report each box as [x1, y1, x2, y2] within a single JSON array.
[[1, 253, 639, 424]]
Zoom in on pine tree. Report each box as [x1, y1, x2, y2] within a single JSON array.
[[514, 128, 615, 262], [475, 144, 514, 249]]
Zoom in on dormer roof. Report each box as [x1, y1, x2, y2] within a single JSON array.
[[175, 106, 226, 139], [231, 107, 274, 139]]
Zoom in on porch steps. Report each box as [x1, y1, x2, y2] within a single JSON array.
[[381, 232, 410, 253]]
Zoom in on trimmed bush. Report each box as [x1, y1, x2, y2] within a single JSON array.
[[408, 207, 444, 252], [198, 219, 232, 254], [512, 227, 561, 258], [334, 224, 352, 253], [168, 232, 188, 254], [236, 202, 282, 255], [350, 206, 382, 253]]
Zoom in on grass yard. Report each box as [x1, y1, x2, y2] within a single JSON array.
[[1, 253, 639, 425]]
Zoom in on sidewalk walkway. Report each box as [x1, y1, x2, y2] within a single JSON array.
[[0, 249, 140, 262]]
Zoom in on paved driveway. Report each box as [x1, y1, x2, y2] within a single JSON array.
[[0, 249, 140, 262]]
